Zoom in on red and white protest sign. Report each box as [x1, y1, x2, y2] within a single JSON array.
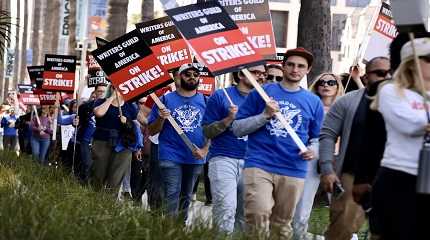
[[363, 3, 398, 62], [42, 54, 76, 92], [27, 66, 44, 89], [218, 0, 276, 60], [91, 29, 172, 102], [34, 88, 57, 105], [17, 84, 40, 105], [136, 16, 192, 71], [197, 67, 216, 96], [87, 53, 101, 70], [165, 1, 265, 76]]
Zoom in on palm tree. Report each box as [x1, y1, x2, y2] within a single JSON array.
[[12, 0, 20, 90], [41, 0, 60, 59], [31, 0, 42, 65], [19, 0, 29, 83], [106, 0, 129, 41], [141, 0, 154, 22], [68, 0, 77, 56], [0, 0, 12, 102], [0, 10, 12, 57], [297, 0, 332, 83]]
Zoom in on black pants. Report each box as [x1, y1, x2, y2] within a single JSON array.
[[130, 154, 148, 203], [147, 143, 164, 209], [3, 136, 17, 151], [192, 161, 212, 203], [372, 167, 417, 240]]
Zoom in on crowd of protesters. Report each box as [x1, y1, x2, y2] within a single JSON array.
[[1, 33, 430, 240]]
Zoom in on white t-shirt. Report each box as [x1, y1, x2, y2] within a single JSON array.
[[378, 83, 429, 176]]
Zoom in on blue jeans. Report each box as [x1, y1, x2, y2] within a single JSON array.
[[159, 160, 203, 221], [208, 156, 245, 233], [293, 159, 320, 237], [79, 141, 92, 183], [31, 136, 50, 165]]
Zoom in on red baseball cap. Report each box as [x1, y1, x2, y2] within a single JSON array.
[[282, 47, 314, 67]]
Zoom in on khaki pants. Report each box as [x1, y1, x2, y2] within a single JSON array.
[[244, 167, 304, 240], [92, 140, 132, 192], [325, 173, 365, 240]]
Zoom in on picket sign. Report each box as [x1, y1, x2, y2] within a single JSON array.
[[163, 0, 307, 152], [51, 93, 61, 141], [32, 105, 41, 126], [222, 88, 234, 106], [92, 30, 196, 152], [150, 93, 197, 151]]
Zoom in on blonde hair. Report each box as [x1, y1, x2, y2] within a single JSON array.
[[309, 73, 344, 99], [371, 58, 420, 110]]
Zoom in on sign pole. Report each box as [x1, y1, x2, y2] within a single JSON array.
[[150, 92, 197, 152], [241, 69, 307, 152]]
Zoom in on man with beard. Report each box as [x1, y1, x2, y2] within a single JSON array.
[[319, 56, 390, 240], [201, 65, 266, 233], [148, 63, 210, 222], [232, 48, 324, 239]]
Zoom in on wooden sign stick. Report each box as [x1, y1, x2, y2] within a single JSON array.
[[150, 92, 197, 152], [241, 69, 307, 152]]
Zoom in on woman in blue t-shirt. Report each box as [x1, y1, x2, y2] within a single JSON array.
[[92, 85, 138, 193]]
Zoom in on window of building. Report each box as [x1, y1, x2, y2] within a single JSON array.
[[331, 14, 347, 51], [345, 0, 371, 7], [270, 10, 289, 48]]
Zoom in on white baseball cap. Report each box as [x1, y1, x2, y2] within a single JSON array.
[[178, 63, 204, 75], [401, 38, 430, 61]]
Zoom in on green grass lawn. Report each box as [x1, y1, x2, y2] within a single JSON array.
[[0, 150, 368, 239]]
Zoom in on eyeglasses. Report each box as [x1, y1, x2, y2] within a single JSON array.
[[184, 72, 200, 78], [138, 101, 145, 105], [267, 74, 283, 82], [317, 79, 338, 87], [367, 69, 390, 78], [250, 70, 265, 76], [419, 55, 430, 63]]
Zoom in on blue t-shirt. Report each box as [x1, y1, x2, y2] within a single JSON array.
[[1, 115, 18, 136], [236, 83, 324, 178], [202, 86, 248, 159], [148, 91, 207, 165], [93, 99, 139, 141]]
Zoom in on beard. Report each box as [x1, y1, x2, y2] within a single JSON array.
[[181, 78, 199, 91]]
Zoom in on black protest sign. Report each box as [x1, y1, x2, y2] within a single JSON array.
[[165, 1, 265, 76], [136, 16, 192, 70], [218, 0, 276, 59], [42, 54, 77, 92], [91, 29, 172, 102], [27, 66, 44, 88], [87, 68, 109, 87], [17, 84, 34, 93]]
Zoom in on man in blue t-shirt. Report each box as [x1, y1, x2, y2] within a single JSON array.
[[1, 108, 18, 152], [148, 63, 210, 222], [201, 65, 266, 233], [232, 48, 324, 238]]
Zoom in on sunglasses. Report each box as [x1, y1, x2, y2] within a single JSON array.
[[419, 55, 430, 63], [184, 72, 200, 78], [367, 69, 390, 78], [317, 79, 338, 87], [250, 70, 265, 77], [138, 101, 145, 105], [267, 74, 283, 82]]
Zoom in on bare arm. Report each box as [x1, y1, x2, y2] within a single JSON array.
[[148, 108, 170, 136], [94, 97, 114, 118]]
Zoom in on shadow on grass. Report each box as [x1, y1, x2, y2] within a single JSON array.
[[0, 150, 242, 240]]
